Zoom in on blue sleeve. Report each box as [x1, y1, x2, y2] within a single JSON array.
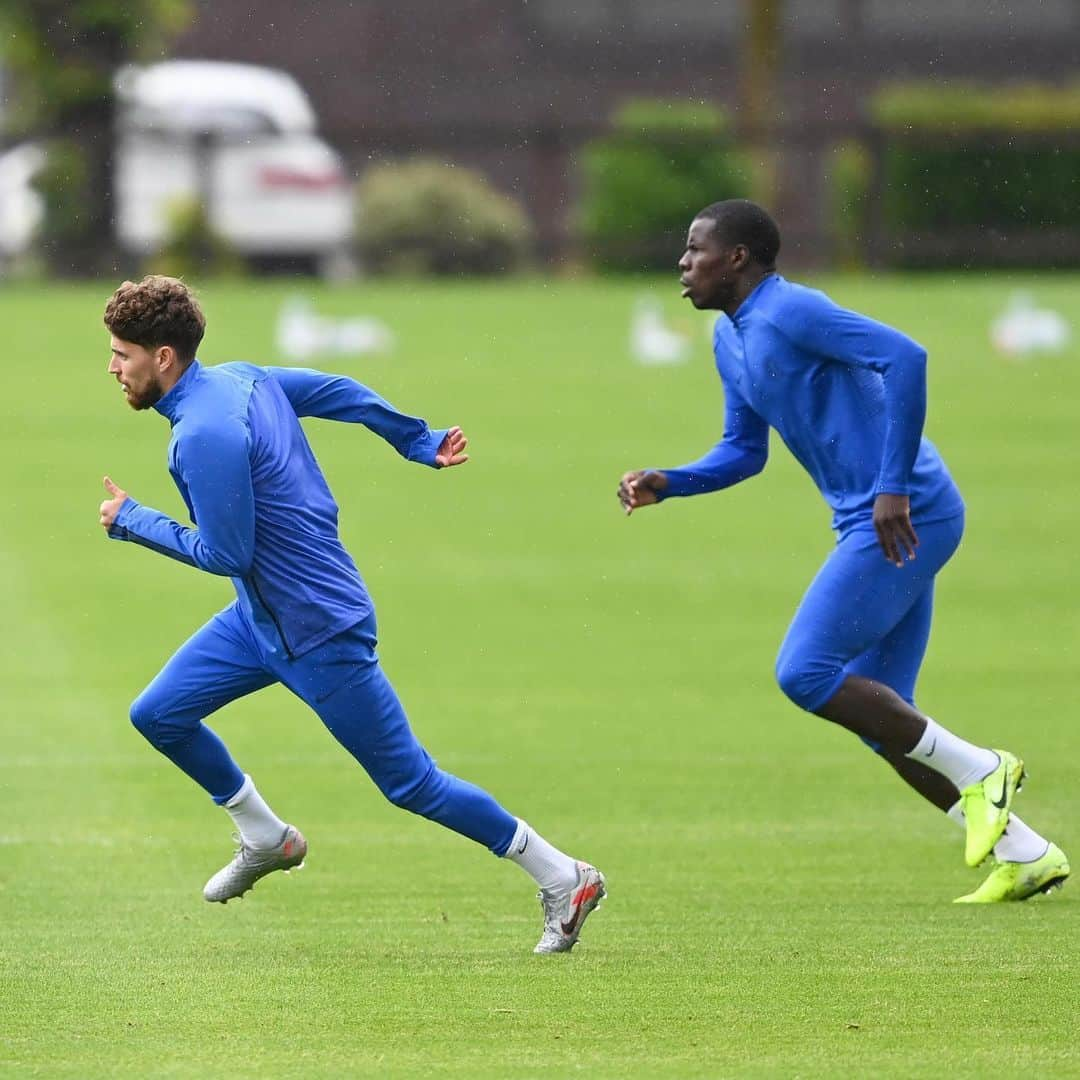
[[659, 373, 769, 499], [107, 424, 255, 577], [266, 367, 445, 468], [781, 290, 927, 496]]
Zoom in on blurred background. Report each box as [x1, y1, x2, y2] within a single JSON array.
[[3, 6, 1080, 1075], [2, 0, 1080, 282]]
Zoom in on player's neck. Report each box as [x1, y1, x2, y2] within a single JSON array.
[[722, 267, 775, 318]]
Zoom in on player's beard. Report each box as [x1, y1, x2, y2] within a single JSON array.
[[125, 375, 165, 411]]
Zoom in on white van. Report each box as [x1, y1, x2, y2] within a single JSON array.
[[114, 61, 353, 272]]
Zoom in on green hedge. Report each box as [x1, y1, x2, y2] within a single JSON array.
[[872, 82, 1080, 131], [854, 83, 1080, 264], [578, 99, 752, 271]]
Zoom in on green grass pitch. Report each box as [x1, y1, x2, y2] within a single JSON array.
[[1, 273, 1078, 1077]]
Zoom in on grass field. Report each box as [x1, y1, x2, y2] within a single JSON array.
[[1, 273, 1078, 1078]]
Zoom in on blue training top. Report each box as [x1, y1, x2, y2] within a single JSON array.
[[660, 274, 964, 533], [108, 361, 446, 658]]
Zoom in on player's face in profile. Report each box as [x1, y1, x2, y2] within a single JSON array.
[[678, 217, 737, 310], [107, 336, 166, 411]]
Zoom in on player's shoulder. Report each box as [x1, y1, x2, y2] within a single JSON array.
[[760, 275, 835, 322], [211, 360, 271, 384], [753, 276, 843, 344], [174, 363, 260, 443]]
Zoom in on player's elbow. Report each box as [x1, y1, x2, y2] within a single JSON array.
[[197, 544, 252, 577], [738, 445, 768, 480], [904, 343, 928, 371]]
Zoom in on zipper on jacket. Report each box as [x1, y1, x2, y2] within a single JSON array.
[[248, 574, 295, 660]]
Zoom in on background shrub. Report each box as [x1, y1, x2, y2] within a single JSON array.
[[577, 99, 752, 272], [864, 82, 1080, 265], [145, 196, 243, 279], [355, 158, 533, 276]]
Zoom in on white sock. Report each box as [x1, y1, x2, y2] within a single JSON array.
[[503, 819, 579, 893], [946, 801, 1049, 864], [906, 717, 999, 790], [224, 775, 288, 850]]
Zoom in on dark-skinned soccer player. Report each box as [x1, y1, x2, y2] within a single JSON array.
[[618, 200, 1067, 903]]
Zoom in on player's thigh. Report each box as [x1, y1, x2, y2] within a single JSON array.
[[134, 603, 274, 722], [845, 584, 935, 706], [779, 515, 961, 672], [280, 616, 432, 789]]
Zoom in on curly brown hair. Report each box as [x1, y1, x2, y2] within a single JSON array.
[[103, 276, 206, 365]]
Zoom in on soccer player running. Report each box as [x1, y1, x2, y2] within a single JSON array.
[[99, 276, 604, 952], [618, 200, 1068, 903]]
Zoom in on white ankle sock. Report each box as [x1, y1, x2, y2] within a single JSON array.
[[906, 718, 999, 790], [224, 775, 288, 850], [946, 801, 1049, 864], [504, 819, 579, 893], [993, 816, 1049, 863]]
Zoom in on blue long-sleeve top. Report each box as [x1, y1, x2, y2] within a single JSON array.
[[660, 275, 964, 533], [108, 361, 446, 658]]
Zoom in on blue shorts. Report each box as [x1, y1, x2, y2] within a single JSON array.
[[774, 512, 965, 716]]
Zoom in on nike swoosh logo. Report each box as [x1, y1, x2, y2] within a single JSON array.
[[991, 772, 1010, 809], [926, 737, 936, 758], [560, 880, 600, 936], [517, 834, 529, 855]]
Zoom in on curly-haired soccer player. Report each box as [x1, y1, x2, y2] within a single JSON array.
[[100, 275, 604, 951]]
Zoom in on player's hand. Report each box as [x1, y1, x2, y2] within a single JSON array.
[[873, 493, 918, 567], [617, 470, 668, 515], [434, 426, 469, 468], [99, 475, 129, 531]]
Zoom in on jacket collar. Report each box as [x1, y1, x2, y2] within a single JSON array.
[[154, 360, 202, 423]]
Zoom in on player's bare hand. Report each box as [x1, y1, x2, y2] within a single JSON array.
[[617, 470, 668, 515], [99, 475, 129, 530], [435, 426, 469, 468], [873, 492, 918, 567]]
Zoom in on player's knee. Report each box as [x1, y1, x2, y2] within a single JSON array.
[[129, 690, 194, 749], [774, 653, 831, 712], [129, 692, 158, 742], [383, 760, 447, 817]]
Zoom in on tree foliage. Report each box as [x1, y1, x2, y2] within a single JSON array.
[[0, 1, 192, 273]]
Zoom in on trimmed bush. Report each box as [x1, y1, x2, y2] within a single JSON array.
[[355, 158, 533, 276], [578, 99, 752, 271], [861, 82, 1080, 265]]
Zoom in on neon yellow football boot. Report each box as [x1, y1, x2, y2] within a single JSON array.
[[958, 750, 1025, 867], [954, 843, 1070, 903]]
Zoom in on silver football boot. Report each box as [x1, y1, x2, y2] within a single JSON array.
[[534, 861, 606, 954], [203, 825, 307, 903]]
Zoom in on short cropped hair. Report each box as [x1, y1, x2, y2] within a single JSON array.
[[696, 199, 781, 268], [103, 276, 206, 365]]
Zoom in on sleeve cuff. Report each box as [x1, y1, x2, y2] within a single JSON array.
[[411, 428, 446, 467], [107, 497, 137, 539]]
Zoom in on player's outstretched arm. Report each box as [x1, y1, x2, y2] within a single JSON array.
[[268, 366, 447, 467]]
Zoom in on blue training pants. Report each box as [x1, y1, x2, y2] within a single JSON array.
[[774, 512, 965, 721], [128, 604, 518, 856]]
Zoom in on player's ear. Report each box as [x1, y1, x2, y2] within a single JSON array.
[[155, 345, 176, 372], [731, 244, 751, 271]]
